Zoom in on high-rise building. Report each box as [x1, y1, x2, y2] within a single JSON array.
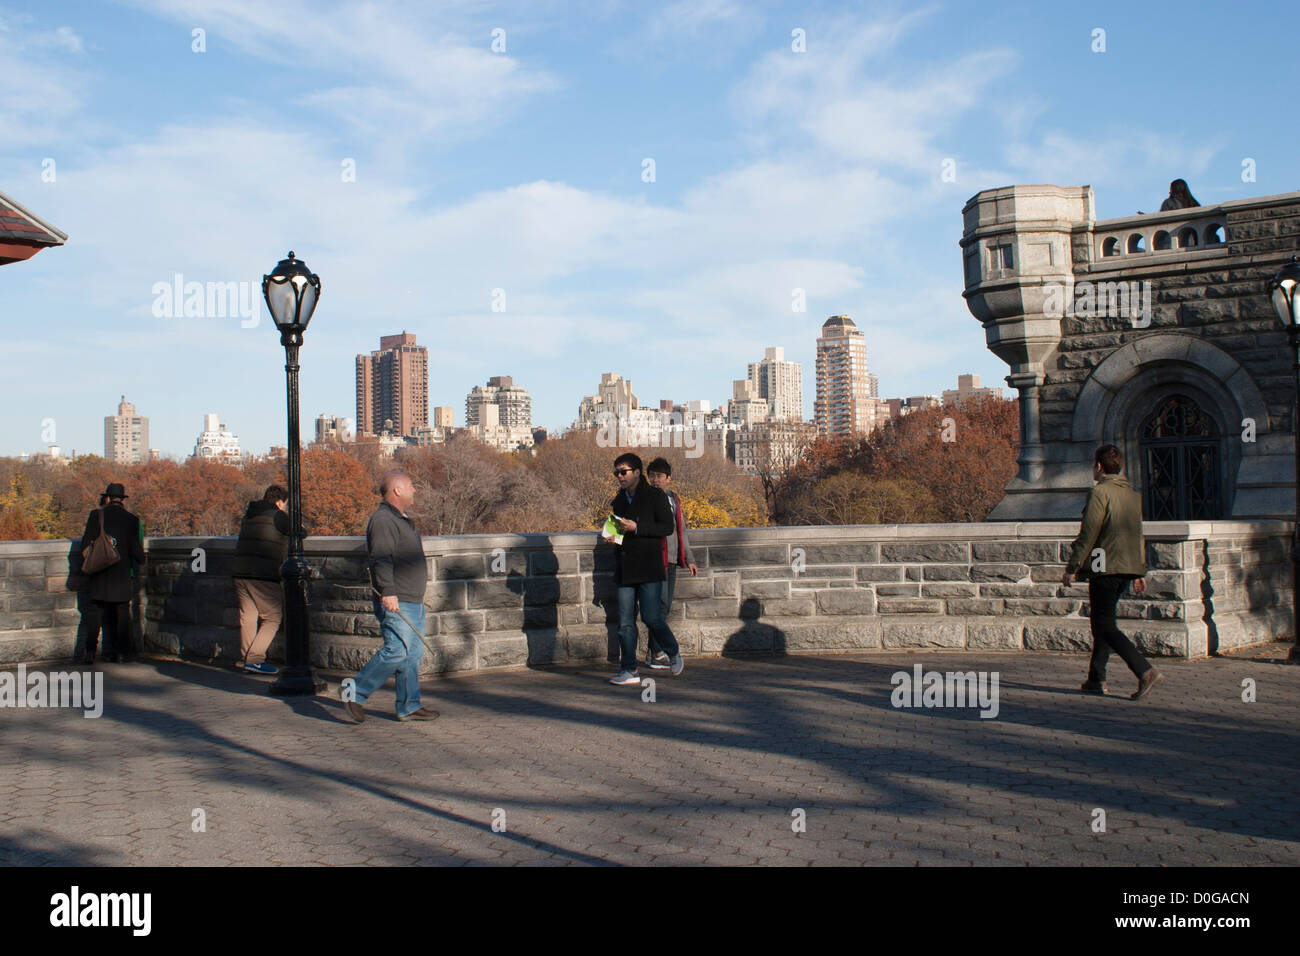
[[355, 332, 428, 438], [814, 315, 875, 441], [747, 346, 803, 422], [466, 376, 534, 451], [730, 379, 769, 427], [941, 373, 1004, 407], [314, 415, 352, 444], [192, 413, 241, 462], [433, 406, 454, 429], [104, 395, 149, 464], [466, 376, 532, 429]]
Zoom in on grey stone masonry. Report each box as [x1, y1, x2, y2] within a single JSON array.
[[0, 520, 1291, 671], [962, 185, 1300, 522]]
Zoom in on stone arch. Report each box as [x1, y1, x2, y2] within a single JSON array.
[[1071, 334, 1272, 515]]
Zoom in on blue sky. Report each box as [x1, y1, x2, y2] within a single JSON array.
[[1, 0, 1295, 458]]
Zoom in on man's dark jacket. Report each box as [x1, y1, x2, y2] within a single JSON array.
[[367, 501, 427, 603], [80, 503, 145, 603], [232, 500, 290, 581], [610, 477, 674, 586]]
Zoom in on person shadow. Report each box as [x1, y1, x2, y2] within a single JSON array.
[[721, 597, 788, 658]]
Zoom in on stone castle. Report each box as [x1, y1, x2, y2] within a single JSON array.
[[961, 184, 1299, 521]]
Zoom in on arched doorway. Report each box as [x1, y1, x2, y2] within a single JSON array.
[[1139, 394, 1224, 520]]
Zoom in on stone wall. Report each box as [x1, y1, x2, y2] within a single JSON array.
[[1, 521, 1292, 671]]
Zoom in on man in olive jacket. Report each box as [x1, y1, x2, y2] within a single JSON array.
[[1061, 444, 1162, 700], [606, 452, 683, 685]]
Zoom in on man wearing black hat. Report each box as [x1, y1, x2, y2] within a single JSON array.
[[80, 483, 145, 663]]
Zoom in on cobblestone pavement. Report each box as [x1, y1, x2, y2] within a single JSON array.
[[2, 650, 1297, 866]]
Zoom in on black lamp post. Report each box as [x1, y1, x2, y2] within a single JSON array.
[[263, 251, 326, 694], [1267, 256, 1300, 661]]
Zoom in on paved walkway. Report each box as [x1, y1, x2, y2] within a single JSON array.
[[2, 650, 1297, 865]]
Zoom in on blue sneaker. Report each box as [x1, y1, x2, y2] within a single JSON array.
[[244, 661, 279, 675], [670, 654, 685, 676]]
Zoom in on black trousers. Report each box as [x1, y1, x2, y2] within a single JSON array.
[[89, 600, 132, 660], [1087, 575, 1151, 682]]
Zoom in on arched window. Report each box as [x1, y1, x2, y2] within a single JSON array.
[[1177, 227, 1199, 249], [1102, 236, 1120, 257], [1139, 395, 1223, 520], [1204, 223, 1225, 245], [1153, 230, 1171, 250], [1127, 233, 1146, 253]]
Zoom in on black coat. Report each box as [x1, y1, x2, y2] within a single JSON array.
[[81, 503, 145, 603], [233, 500, 291, 581], [610, 477, 674, 585]]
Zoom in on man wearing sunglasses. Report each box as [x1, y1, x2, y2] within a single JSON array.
[[605, 453, 685, 685]]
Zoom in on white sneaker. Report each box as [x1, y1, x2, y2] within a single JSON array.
[[609, 670, 641, 686]]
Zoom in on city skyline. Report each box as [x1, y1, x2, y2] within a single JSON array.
[[3, 2, 1292, 458]]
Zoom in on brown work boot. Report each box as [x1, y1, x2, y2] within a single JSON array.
[[398, 707, 439, 722], [343, 700, 366, 723], [1131, 668, 1163, 701]]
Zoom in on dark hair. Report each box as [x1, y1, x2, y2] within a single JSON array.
[[379, 470, 410, 497], [614, 452, 643, 473], [1094, 444, 1123, 474], [646, 457, 671, 477], [263, 484, 289, 504], [1169, 179, 1199, 206]]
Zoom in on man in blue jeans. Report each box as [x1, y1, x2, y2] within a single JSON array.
[[343, 470, 437, 723], [605, 453, 684, 685]]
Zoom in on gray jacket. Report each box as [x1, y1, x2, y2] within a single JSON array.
[[366, 501, 427, 603]]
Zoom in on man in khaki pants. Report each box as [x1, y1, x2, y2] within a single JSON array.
[[232, 484, 290, 675], [1061, 445, 1162, 700]]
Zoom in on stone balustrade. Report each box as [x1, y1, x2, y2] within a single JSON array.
[[0, 520, 1291, 671]]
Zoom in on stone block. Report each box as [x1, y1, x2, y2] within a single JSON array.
[[979, 583, 1058, 597], [700, 623, 778, 654], [815, 589, 876, 615], [521, 576, 561, 606], [706, 545, 789, 569], [971, 541, 1061, 563], [1023, 622, 1092, 652], [475, 636, 528, 670], [794, 544, 880, 565], [921, 583, 977, 598], [579, 549, 618, 573], [922, 564, 969, 581], [876, 584, 920, 597], [466, 579, 522, 609], [437, 610, 485, 635], [436, 554, 485, 580], [672, 575, 713, 599], [751, 599, 815, 618], [882, 620, 964, 649], [423, 581, 466, 612], [484, 608, 525, 630], [970, 564, 1030, 582], [740, 581, 789, 599], [782, 619, 881, 650], [946, 598, 1005, 615], [529, 551, 579, 575], [319, 556, 367, 580], [880, 542, 969, 563], [686, 598, 740, 620], [877, 598, 943, 614], [966, 620, 1023, 650], [856, 566, 903, 583]]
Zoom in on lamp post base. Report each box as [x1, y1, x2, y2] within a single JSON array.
[[269, 666, 328, 696]]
